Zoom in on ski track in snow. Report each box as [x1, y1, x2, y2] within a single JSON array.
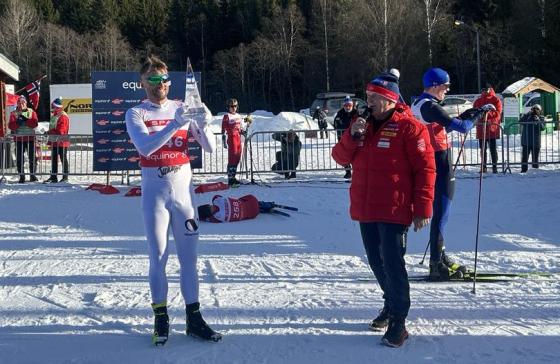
[[1, 170, 560, 363]]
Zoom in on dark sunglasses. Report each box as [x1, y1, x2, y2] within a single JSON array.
[[147, 74, 171, 86], [228, 104, 238, 108]]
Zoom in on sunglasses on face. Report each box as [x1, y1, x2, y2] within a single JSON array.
[[229, 105, 238, 108], [146, 74, 171, 86]]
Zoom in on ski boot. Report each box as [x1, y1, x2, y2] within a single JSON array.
[[186, 302, 222, 342], [151, 302, 169, 346], [368, 307, 390, 331], [343, 169, 352, 179], [441, 251, 468, 275], [429, 261, 463, 281], [228, 177, 240, 187], [381, 317, 409, 348]]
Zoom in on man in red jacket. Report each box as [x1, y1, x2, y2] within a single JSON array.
[[8, 96, 39, 183], [44, 97, 70, 183], [332, 71, 436, 348], [198, 194, 260, 222], [474, 87, 502, 173]]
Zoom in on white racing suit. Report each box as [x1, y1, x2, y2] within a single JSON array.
[[125, 100, 215, 305]]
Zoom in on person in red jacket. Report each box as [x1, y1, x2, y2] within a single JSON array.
[[8, 96, 39, 183], [44, 97, 70, 183], [198, 194, 260, 222], [473, 87, 502, 173], [221, 98, 251, 187], [332, 71, 436, 348]]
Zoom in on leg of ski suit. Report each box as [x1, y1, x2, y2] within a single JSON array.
[[142, 165, 199, 305], [227, 134, 242, 181], [360, 222, 410, 320], [429, 149, 455, 264]]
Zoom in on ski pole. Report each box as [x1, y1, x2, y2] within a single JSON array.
[[271, 203, 298, 211], [472, 112, 489, 294], [453, 134, 468, 172], [419, 240, 430, 266]]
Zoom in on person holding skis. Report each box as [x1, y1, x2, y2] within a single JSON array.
[[473, 87, 502, 173], [125, 55, 220, 345], [221, 98, 251, 187], [412, 67, 488, 280], [198, 194, 296, 222], [333, 96, 357, 179], [333, 71, 436, 348]]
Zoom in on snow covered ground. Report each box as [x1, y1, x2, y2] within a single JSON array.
[[1, 166, 559, 363]]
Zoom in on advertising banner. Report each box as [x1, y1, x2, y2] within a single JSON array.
[[91, 71, 202, 171]]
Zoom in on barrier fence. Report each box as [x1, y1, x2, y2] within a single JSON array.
[[1, 121, 559, 183]]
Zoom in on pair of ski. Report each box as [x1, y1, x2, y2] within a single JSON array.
[[266, 203, 298, 217], [359, 271, 553, 283]]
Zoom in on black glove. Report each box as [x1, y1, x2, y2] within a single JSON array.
[[259, 201, 275, 213], [17, 115, 27, 126], [458, 108, 480, 121]]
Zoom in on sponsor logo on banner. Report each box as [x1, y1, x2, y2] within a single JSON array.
[[111, 98, 124, 105], [112, 110, 124, 116], [94, 80, 107, 89], [122, 81, 142, 91], [112, 129, 125, 135], [62, 98, 92, 114], [97, 157, 110, 163], [112, 147, 125, 154], [128, 156, 141, 163], [96, 119, 110, 126], [97, 139, 110, 144]]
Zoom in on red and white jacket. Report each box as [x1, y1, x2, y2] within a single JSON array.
[[202, 194, 260, 223], [125, 99, 215, 168], [332, 104, 436, 225]]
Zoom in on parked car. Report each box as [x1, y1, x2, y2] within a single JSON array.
[[310, 92, 367, 125], [440, 96, 473, 118]]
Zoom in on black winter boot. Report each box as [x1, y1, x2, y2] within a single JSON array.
[[368, 307, 390, 331], [151, 302, 169, 346], [186, 302, 222, 342], [381, 318, 409, 348]]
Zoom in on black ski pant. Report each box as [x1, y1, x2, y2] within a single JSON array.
[[50, 146, 69, 178], [360, 222, 409, 320], [521, 145, 540, 172], [429, 149, 455, 263], [479, 138, 498, 172], [15, 140, 37, 176]]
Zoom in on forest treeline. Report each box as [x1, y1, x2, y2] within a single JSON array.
[[1, 0, 559, 117]]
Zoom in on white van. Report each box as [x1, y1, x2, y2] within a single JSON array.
[[522, 92, 541, 113]]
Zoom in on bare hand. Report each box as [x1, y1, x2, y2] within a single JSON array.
[[351, 117, 367, 139], [413, 216, 430, 232]]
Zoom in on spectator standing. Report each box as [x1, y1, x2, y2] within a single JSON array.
[[313, 106, 328, 139], [8, 96, 38, 183], [473, 87, 502, 173], [520, 104, 545, 173], [333, 96, 357, 179], [221, 98, 250, 187], [44, 97, 70, 183], [271, 130, 302, 179], [332, 71, 435, 347]]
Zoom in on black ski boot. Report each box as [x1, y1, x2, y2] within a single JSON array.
[[381, 318, 409, 348], [151, 302, 169, 346], [441, 251, 468, 275], [343, 169, 352, 179], [368, 307, 390, 331], [186, 302, 222, 342], [429, 261, 463, 281], [227, 165, 239, 187]]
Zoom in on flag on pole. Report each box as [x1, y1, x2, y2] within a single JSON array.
[[5, 92, 19, 106], [23, 78, 42, 109]]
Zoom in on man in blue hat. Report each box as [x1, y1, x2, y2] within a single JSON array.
[[411, 67, 486, 280]]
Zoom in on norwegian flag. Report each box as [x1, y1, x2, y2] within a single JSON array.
[[23, 78, 42, 109]]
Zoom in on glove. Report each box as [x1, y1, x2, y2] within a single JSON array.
[[17, 115, 27, 126], [259, 201, 275, 213], [174, 105, 192, 127], [351, 117, 367, 139], [222, 134, 227, 149], [448, 117, 474, 133], [458, 108, 479, 121]]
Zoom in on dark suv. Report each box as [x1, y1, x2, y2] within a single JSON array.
[[310, 92, 367, 125]]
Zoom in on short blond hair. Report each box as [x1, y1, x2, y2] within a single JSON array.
[[140, 55, 168, 76]]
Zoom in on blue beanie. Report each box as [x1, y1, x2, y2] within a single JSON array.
[[51, 97, 63, 109], [366, 72, 400, 103], [343, 95, 353, 106], [422, 67, 450, 88]]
